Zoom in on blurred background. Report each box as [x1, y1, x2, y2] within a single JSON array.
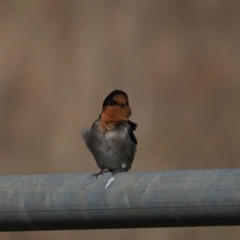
[[0, 0, 240, 239]]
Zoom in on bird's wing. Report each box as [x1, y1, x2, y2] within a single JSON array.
[[127, 120, 138, 145], [90, 119, 99, 130]]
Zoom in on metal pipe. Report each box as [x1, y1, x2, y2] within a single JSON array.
[[0, 169, 239, 231]]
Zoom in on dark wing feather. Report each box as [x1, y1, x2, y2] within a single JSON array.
[[128, 120, 137, 130], [127, 120, 138, 145], [90, 119, 98, 130]]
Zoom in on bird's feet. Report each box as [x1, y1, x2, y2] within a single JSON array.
[[93, 168, 109, 178]]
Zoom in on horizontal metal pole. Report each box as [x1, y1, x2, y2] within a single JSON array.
[[0, 169, 240, 231]]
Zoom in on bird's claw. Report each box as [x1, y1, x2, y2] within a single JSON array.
[[92, 168, 109, 178]]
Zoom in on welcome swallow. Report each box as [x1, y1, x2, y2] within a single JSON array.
[[82, 90, 138, 177]]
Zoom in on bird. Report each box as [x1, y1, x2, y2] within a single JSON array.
[[82, 90, 138, 178]]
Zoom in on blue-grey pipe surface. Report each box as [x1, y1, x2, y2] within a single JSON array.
[[0, 169, 239, 231]]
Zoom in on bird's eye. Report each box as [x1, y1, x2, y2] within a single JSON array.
[[110, 101, 116, 105]]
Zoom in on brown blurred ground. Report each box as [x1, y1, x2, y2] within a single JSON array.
[[0, 0, 240, 239]]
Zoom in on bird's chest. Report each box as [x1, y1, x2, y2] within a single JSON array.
[[87, 122, 131, 155], [103, 127, 128, 146], [93, 124, 129, 150]]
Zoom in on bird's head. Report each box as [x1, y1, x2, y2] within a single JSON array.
[[100, 90, 132, 129]]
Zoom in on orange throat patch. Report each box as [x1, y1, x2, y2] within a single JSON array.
[[100, 105, 131, 131]]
